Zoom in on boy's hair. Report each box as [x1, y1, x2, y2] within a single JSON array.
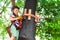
[[11, 6, 19, 11]]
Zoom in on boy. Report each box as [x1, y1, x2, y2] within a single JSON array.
[[9, 6, 22, 40]]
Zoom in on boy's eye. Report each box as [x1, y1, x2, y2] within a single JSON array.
[[15, 10, 17, 11], [16, 10, 17, 11]]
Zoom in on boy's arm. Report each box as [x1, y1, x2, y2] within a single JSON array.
[[31, 14, 39, 23], [9, 16, 18, 21], [23, 12, 39, 23]]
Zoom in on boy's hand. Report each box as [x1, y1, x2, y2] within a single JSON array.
[[16, 15, 22, 20]]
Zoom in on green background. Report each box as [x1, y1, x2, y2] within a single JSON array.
[[0, 0, 60, 40]]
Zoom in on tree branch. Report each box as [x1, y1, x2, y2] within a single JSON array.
[[11, 0, 15, 6]]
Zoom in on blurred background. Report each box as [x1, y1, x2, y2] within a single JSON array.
[[0, 0, 60, 40]]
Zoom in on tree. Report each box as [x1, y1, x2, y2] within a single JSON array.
[[18, 0, 37, 40], [11, 0, 15, 6], [36, 0, 60, 40], [0, 0, 60, 40]]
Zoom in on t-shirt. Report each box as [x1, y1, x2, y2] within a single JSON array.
[[10, 13, 19, 26], [10, 13, 16, 18], [10, 13, 22, 29]]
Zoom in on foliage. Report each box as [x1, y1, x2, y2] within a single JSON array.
[[0, 0, 60, 40], [36, 0, 60, 40]]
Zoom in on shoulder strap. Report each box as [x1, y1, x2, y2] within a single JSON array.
[[10, 23, 12, 27]]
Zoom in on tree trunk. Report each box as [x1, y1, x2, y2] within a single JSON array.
[[6, 0, 15, 37], [11, 0, 15, 6], [18, 0, 37, 40]]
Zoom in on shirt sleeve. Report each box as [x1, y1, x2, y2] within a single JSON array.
[[10, 13, 15, 17]]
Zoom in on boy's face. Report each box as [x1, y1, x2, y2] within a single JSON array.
[[13, 8, 19, 15]]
